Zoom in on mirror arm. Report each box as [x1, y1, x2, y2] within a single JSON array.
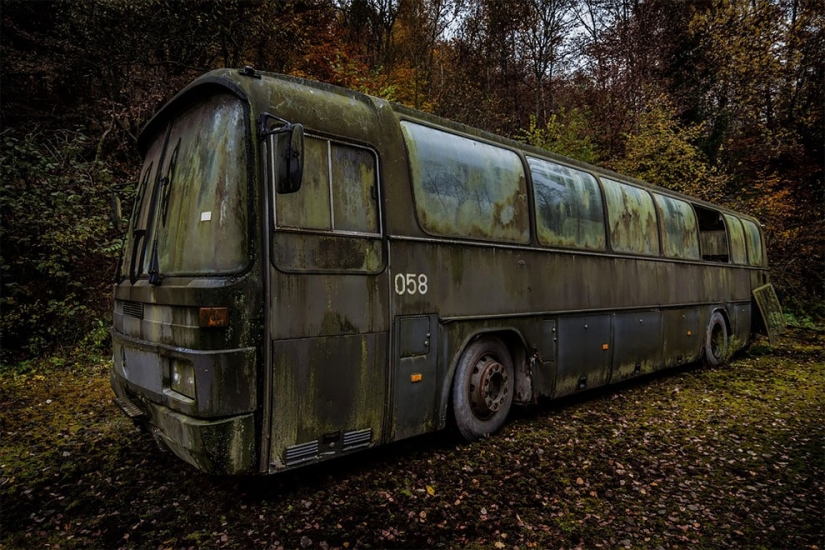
[[258, 113, 304, 194], [258, 112, 293, 137]]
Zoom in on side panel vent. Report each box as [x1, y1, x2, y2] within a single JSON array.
[[343, 428, 372, 451], [122, 301, 144, 319], [285, 440, 318, 465]]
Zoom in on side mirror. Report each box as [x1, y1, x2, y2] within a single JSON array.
[[110, 192, 123, 232], [276, 123, 303, 194]]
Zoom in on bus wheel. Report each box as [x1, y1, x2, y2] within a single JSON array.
[[705, 311, 729, 366], [451, 336, 514, 442]]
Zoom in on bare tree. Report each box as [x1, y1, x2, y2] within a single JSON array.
[[517, 0, 576, 122], [338, 0, 400, 69]]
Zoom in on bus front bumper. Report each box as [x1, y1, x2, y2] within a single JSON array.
[[111, 371, 256, 475]]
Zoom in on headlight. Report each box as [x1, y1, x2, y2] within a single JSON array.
[[170, 358, 195, 399]]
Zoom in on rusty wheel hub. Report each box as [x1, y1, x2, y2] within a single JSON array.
[[469, 355, 509, 419]]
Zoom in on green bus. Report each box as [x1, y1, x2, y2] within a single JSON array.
[[111, 67, 782, 475]]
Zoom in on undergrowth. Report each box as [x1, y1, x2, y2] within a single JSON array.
[[1, 327, 822, 549]]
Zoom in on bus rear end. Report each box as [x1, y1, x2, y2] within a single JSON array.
[[110, 83, 262, 475]]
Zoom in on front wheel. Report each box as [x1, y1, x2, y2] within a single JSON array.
[[705, 311, 729, 366], [451, 337, 514, 442]]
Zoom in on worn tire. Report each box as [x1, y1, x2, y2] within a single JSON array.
[[704, 311, 729, 366], [451, 336, 514, 442]]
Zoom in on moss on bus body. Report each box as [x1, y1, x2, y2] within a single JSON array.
[[110, 68, 776, 475]]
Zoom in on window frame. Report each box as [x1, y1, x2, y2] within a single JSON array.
[[527, 155, 607, 252], [124, 91, 255, 279], [652, 193, 701, 261], [694, 204, 730, 263], [722, 213, 748, 265], [600, 177, 661, 257], [741, 218, 765, 267], [273, 132, 383, 238], [401, 120, 531, 245]]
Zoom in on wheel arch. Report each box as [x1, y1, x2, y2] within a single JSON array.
[[438, 326, 531, 431], [704, 307, 731, 366], [714, 306, 732, 333], [712, 305, 734, 346]]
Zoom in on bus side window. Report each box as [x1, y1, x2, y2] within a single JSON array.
[[401, 121, 529, 244], [723, 214, 748, 265], [741, 218, 764, 266], [276, 136, 379, 235], [653, 194, 700, 260], [331, 143, 378, 233], [601, 178, 659, 256], [277, 136, 332, 230], [694, 205, 729, 262], [528, 157, 606, 251]]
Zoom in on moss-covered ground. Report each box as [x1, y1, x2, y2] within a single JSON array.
[[2, 328, 823, 549]]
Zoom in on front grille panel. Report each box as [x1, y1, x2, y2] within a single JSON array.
[[122, 301, 144, 319]]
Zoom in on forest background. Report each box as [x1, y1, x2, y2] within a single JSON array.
[[1, 0, 823, 364]]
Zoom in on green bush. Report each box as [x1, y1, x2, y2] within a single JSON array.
[[0, 130, 121, 362], [519, 109, 599, 164]]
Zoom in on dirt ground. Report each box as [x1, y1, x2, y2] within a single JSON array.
[[2, 328, 823, 549]]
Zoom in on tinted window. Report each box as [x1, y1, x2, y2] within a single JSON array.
[[653, 194, 700, 260], [529, 158, 606, 250], [276, 137, 379, 234], [741, 219, 764, 266], [723, 214, 748, 265], [402, 121, 529, 243], [602, 178, 659, 256]]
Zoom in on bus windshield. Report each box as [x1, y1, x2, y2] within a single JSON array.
[[122, 92, 249, 279]]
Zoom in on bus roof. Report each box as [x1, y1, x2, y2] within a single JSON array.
[[138, 67, 759, 225]]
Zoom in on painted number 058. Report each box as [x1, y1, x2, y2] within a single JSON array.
[[394, 273, 428, 295]]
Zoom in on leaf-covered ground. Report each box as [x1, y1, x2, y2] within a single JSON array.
[[2, 328, 823, 549]]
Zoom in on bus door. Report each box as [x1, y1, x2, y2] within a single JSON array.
[[264, 134, 389, 470]]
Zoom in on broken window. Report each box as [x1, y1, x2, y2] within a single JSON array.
[[694, 205, 728, 262]]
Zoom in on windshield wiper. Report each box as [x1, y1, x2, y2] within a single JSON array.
[[134, 125, 173, 286], [147, 139, 180, 286], [128, 164, 153, 284], [147, 241, 161, 285], [160, 140, 180, 227]]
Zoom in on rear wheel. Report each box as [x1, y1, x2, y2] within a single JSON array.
[[705, 311, 729, 366], [451, 337, 514, 441]]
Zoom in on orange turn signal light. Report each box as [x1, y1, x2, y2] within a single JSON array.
[[199, 307, 229, 328], [410, 373, 423, 383]]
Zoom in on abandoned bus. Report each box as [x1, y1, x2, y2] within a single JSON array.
[[111, 67, 783, 475]]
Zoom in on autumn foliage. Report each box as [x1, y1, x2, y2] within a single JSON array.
[[1, 0, 823, 360]]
